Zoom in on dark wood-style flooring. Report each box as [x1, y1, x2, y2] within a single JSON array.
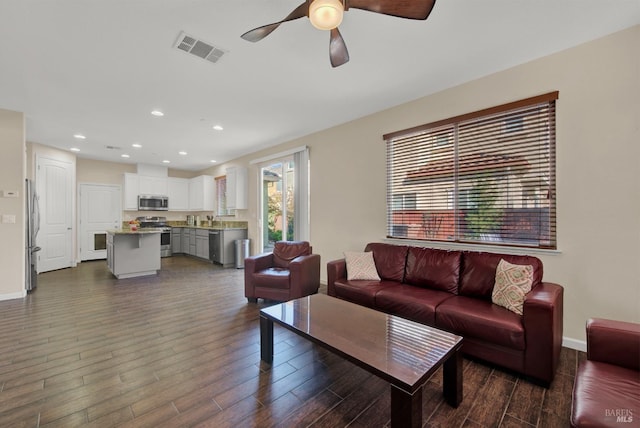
[[0, 256, 581, 427]]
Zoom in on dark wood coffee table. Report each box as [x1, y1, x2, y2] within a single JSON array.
[[259, 294, 463, 428]]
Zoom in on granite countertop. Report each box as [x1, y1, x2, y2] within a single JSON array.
[[108, 228, 163, 235], [119, 221, 248, 231], [173, 225, 248, 231], [168, 222, 248, 230]]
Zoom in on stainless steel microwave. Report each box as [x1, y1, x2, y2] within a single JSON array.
[[138, 195, 169, 211]]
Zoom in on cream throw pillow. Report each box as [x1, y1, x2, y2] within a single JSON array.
[[491, 259, 533, 315], [344, 251, 381, 281]]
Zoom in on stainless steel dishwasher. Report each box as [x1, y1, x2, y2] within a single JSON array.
[[209, 231, 223, 264]]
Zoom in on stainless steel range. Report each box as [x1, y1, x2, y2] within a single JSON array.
[[137, 216, 172, 257]]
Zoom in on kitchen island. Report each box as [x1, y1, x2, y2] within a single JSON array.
[[106, 229, 161, 279]]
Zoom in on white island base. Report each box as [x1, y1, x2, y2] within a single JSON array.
[[107, 230, 161, 279]]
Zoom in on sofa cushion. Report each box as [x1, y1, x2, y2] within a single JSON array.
[[252, 268, 290, 290], [364, 243, 408, 283], [332, 279, 398, 308], [375, 284, 454, 325], [571, 361, 640, 427], [344, 251, 381, 281], [491, 259, 533, 315], [459, 251, 543, 299], [436, 296, 525, 350], [273, 241, 311, 268], [404, 247, 461, 294]]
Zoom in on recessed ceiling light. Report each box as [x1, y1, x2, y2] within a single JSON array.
[[151, 110, 164, 117], [210, 160, 217, 163], [70, 147, 80, 152], [121, 154, 130, 158], [73, 134, 86, 140], [162, 160, 170, 164], [132, 143, 142, 148], [178, 151, 187, 155], [213, 125, 223, 131]]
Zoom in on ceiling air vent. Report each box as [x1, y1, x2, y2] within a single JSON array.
[[174, 31, 227, 64]]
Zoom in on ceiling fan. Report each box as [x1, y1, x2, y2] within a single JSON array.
[[241, 0, 436, 68]]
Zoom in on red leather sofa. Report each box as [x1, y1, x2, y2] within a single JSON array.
[[571, 318, 640, 427], [327, 242, 564, 386]]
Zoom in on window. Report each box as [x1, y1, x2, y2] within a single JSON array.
[[384, 92, 557, 249], [215, 176, 232, 216], [391, 193, 417, 210], [261, 159, 295, 249], [504, 116, 524, 133]]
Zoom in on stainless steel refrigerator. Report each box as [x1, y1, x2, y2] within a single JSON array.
[[25, 179, 41, 292]]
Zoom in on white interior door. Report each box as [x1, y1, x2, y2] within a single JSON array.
[[79, 184, 121, 261], [36, 156, 74, 273]]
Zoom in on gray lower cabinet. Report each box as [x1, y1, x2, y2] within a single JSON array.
[[172, 226, 244, 264], [195, 230, 209, 260], [210, 229, 247, 267], [175, 227, 210, 261], [189, 229, 196, 256], [172, 227, 182, 254], [181, 229, 190, 254]]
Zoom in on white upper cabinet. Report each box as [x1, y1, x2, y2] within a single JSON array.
[[167, 177, 189, 211], [138, 175, 168, 196], [124, 172, 213, 212], [188, 175, 214, 211], [123, 173, 139, 210], [226, 166, 248, 210]]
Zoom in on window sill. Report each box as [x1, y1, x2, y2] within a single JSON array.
[[382, 237, 562, 256]]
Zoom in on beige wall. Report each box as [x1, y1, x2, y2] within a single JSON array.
[[75, 159, 200, 184], [213, 26, 640, 344], [28, 143, 77, 176], [0, 108, 26, 298], [76, 158, 136, 185]]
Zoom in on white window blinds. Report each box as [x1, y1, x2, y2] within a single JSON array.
[[385, 92, 558, 249]]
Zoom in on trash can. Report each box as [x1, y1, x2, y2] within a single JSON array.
[[235, 239, 250, 269]]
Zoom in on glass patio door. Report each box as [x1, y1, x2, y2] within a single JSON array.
[[261, 157, 295, 252]]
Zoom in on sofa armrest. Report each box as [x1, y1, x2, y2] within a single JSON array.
[[244, 253, 274, 274], [244, 253, 275, 299], [327, 259, 347, 297], [587, 318, 640, 370], [289, 254, 321, 296], [522, 282, 564, 385]]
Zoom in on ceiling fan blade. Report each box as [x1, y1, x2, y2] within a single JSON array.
[[346, 0, 436, 20], [329, 27, 349, 68], [241, 2, 308, 42]]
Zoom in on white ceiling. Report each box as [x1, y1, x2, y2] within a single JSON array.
[[1, 1, 639, 171]]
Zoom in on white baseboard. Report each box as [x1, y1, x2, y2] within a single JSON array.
[[0, 290, 27, 301], [563, 336, 587, 352]]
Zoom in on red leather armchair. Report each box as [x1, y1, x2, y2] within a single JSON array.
[[571, 318, 640, 427], [244, 241, 320, 303]]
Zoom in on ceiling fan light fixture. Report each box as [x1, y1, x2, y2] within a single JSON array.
[[309, 0, 344, 30]]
